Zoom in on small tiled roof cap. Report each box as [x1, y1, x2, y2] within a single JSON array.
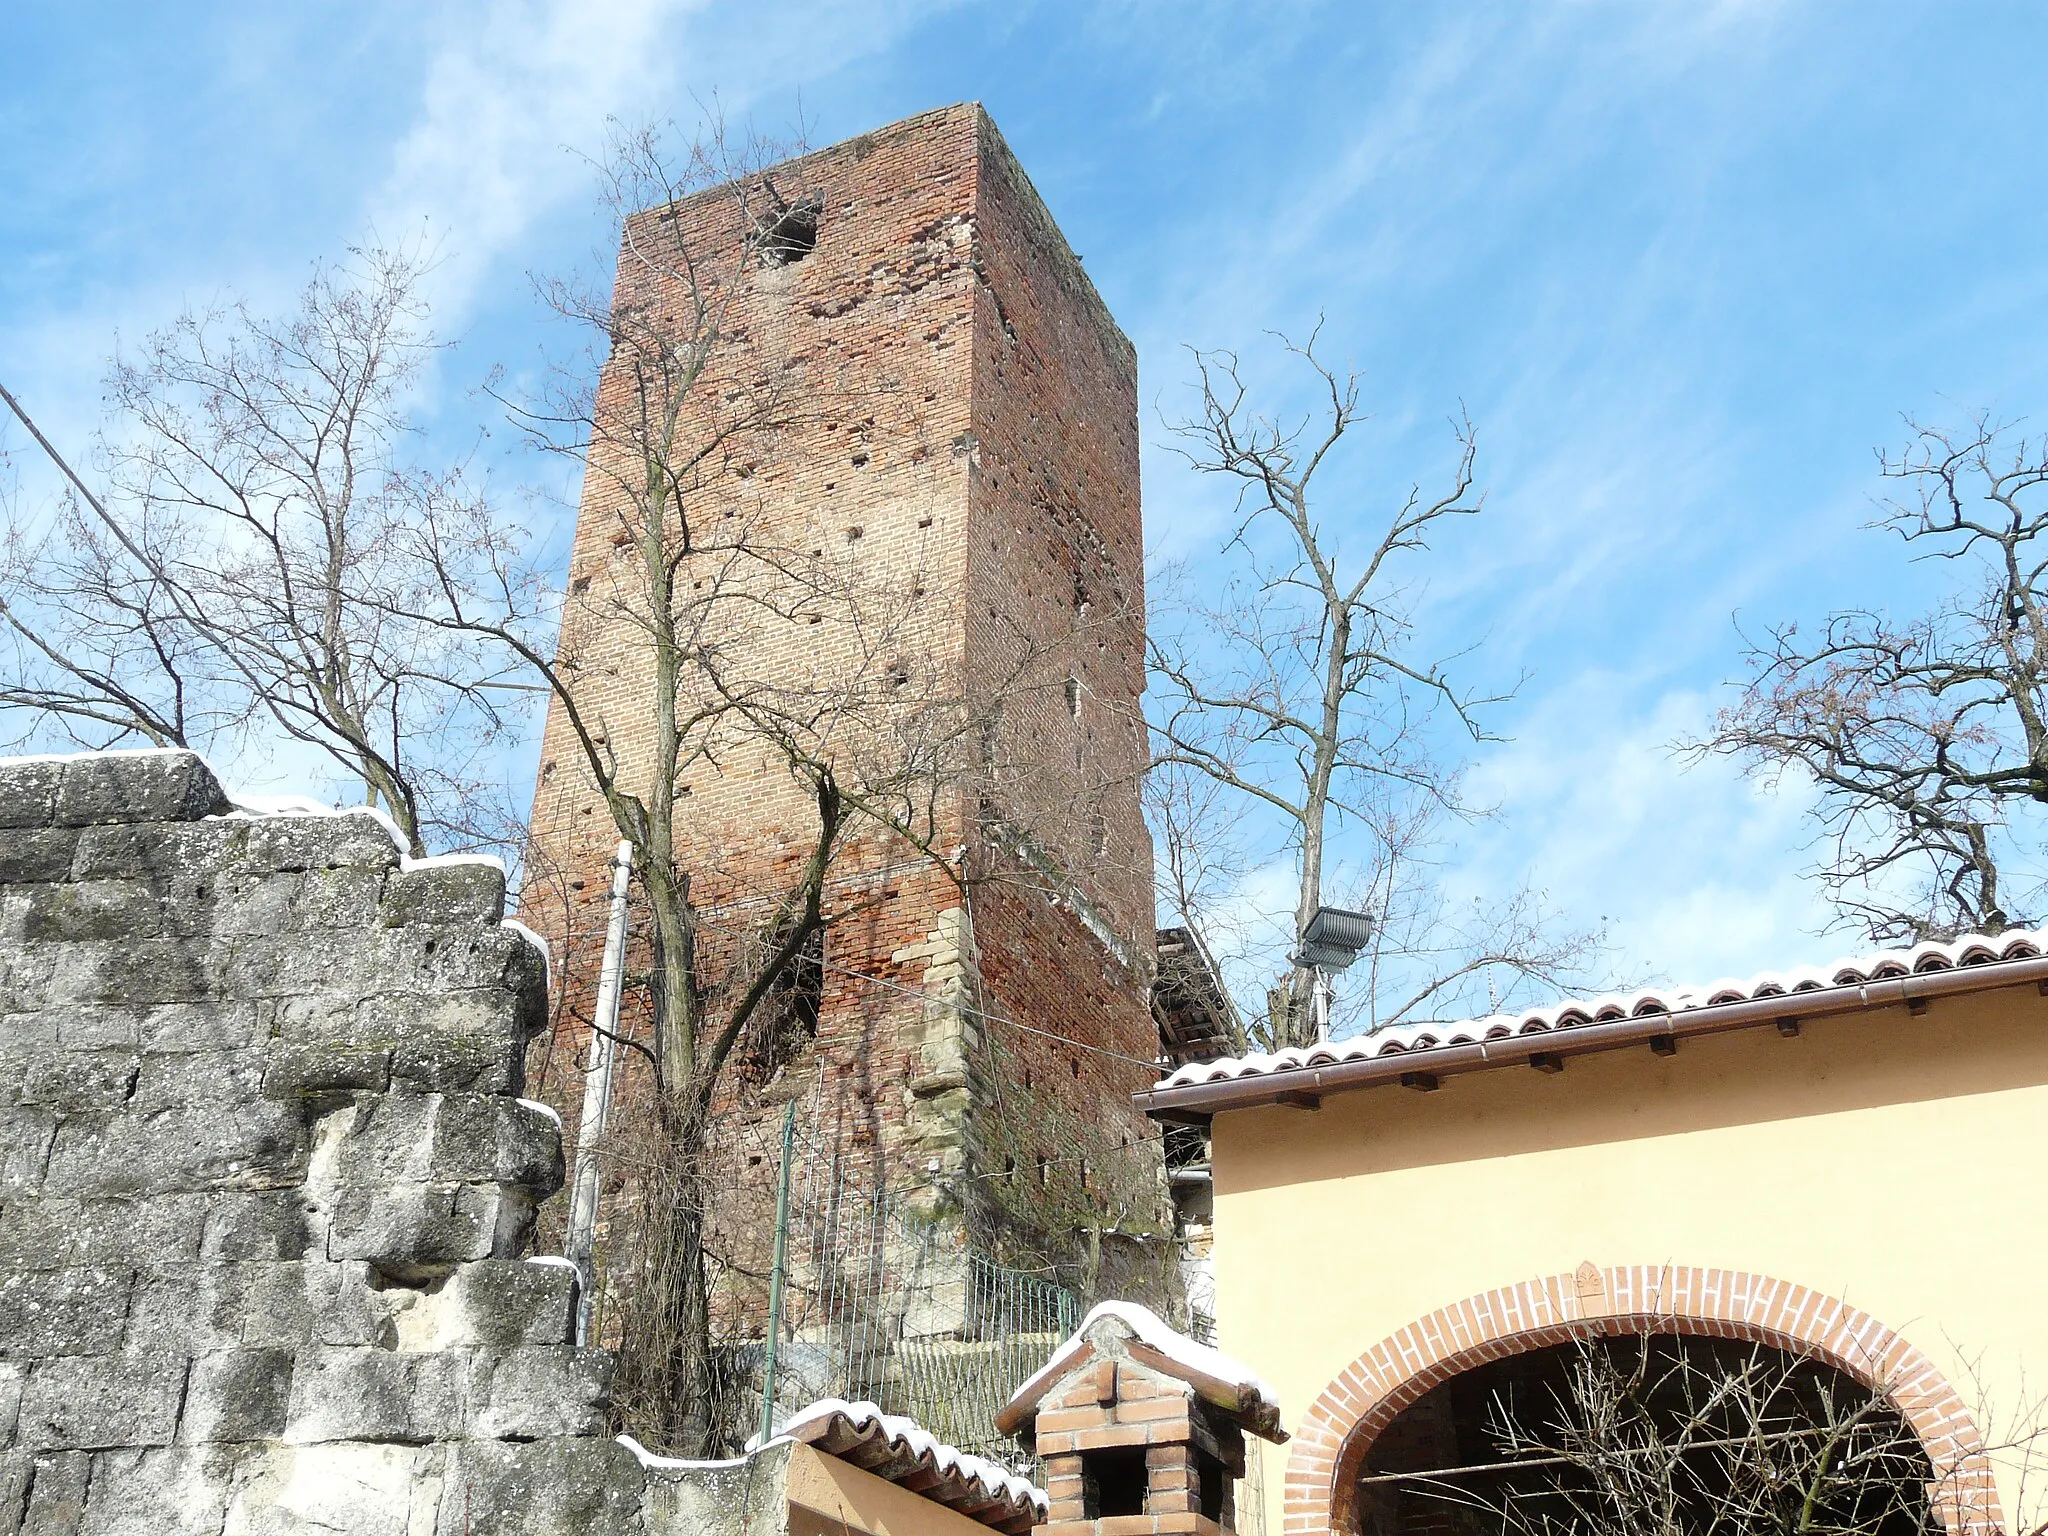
[[1160, 926, 2048, 1090], [775, 1399, 1046, 1533], [997, 1301, 1287, 1444]]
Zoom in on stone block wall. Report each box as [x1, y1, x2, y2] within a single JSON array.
[[0, 750, 658, 1535]]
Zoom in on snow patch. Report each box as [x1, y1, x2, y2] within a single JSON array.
[[515, 1098, 562, 1129], [225, 792, 414, 854], [615, 1434, 748, 1471], [398, 850, 508, 875], [0, 746, 199, 767], [500, 919, 552, 985]]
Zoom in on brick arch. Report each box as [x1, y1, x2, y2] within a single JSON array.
[[1284, 1265, 1999, 1536]]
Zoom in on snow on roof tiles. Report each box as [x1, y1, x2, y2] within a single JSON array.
[[999, 1301, 1286, 1442], [1162, 927, 2048, 1089], [766, 1399, 1046, 1529]]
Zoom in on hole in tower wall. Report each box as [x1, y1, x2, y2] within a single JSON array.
[[756, 195, 822, 265], [1065, 677, 1081, 717]]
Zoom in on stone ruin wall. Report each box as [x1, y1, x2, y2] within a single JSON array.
[[0, 749, 790, 1535]]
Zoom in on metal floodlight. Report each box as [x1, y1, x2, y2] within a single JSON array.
[[1295, 905, 1376, 971]]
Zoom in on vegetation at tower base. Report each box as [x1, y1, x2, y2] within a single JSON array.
[[965, 1027, 1178, 1312], [1700, 413, 2048, 944], [1145, 330, 1610, 1051]]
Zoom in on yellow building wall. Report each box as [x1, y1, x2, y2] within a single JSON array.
[[1207, 983, 2048, 1532]]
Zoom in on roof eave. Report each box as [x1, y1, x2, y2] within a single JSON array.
[[1134, 952, 2048, 1122]]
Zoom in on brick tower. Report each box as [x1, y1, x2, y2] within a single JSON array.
[[525, 105, 1164, 1326]]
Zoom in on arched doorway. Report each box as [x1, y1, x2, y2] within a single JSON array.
[[1355, 1332, 1931, 1534], [1284, 1266, 1998, 1536]]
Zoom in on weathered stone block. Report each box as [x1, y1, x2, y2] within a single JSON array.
[[301, 1263, 404, 1350], [0, 952, 57, 1017], [79, 1446, 239, 1536], [69, 821, 244, 884], [45, 939, 215, 1008], [18, 1450, 87, 1536], [0, 830, 80, 885], [281, 1347, 467, 1444], [0, 1268, 132, 1358], [0, 1454, 25, 1536], [128, 1050, 268, 1113], [52, 753, 228, 829], [379, 862, 506, 927], [0, 1195, 209, 1270], [19, 882, 170, 944], [377, 988, 535, 1095], [290, 868, 384, 932], [391, 1026, 523, 1095], [260, 1042, 393, 1098], [222, 1442, 429, 1536], [362, 926, 545, 998], [202, 874, 300, 939], [0, 1107, 56, 1196], [178, 1349, 295, 1443], [434, 1438, 648, 1536], [0, 1359, 23, 1440], [135, 1000, 263, 1053], [325, 1183, 511, 1276], [330, 1094, 562, 1194], [125, 1261, 377, 1355], [433, 1096, 561, 1193], [467, 1347, 613, 1439], [0, 1011, 58, 1052], [449, 1259, 578, 1349], [124, 1263, 266, 1355], [19, 1052, 140, 1112], [14, 1354, 188, 1451], [0, 761, 63, 831], [43, 1102, 308, 1198], [240, 816, 401, 876], [199, 1193, 310, 1262]]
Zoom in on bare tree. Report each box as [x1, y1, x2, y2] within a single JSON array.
[[0, 250, 517, 855], [1369, 1332, 2048, 1536], [1149, 330, 1606, 1050], [398, 116, 1062, 1452], [1702, 413, 2048, 943]]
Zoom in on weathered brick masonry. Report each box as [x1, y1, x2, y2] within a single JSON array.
[[525, 105, 1163, 1277]]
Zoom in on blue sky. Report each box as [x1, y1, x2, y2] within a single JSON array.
[[9, 1, 2048, 997]]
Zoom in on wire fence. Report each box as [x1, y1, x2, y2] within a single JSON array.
[[737, 1100, 1082, 1472]]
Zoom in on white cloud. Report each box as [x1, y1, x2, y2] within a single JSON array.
[[366, 0, 711, 315], [366, 0, 968, 321], [1455, 671, 1833, 989]]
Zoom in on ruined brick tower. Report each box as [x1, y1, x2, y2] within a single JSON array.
[[525, 105, 1163, 1311]]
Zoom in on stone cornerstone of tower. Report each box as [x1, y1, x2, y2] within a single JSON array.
[[0, 749, 693, 1533], [525, 104, 1164, 1268]]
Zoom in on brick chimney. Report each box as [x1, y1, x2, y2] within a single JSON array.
[[997, 1304, 1286, 1536]]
